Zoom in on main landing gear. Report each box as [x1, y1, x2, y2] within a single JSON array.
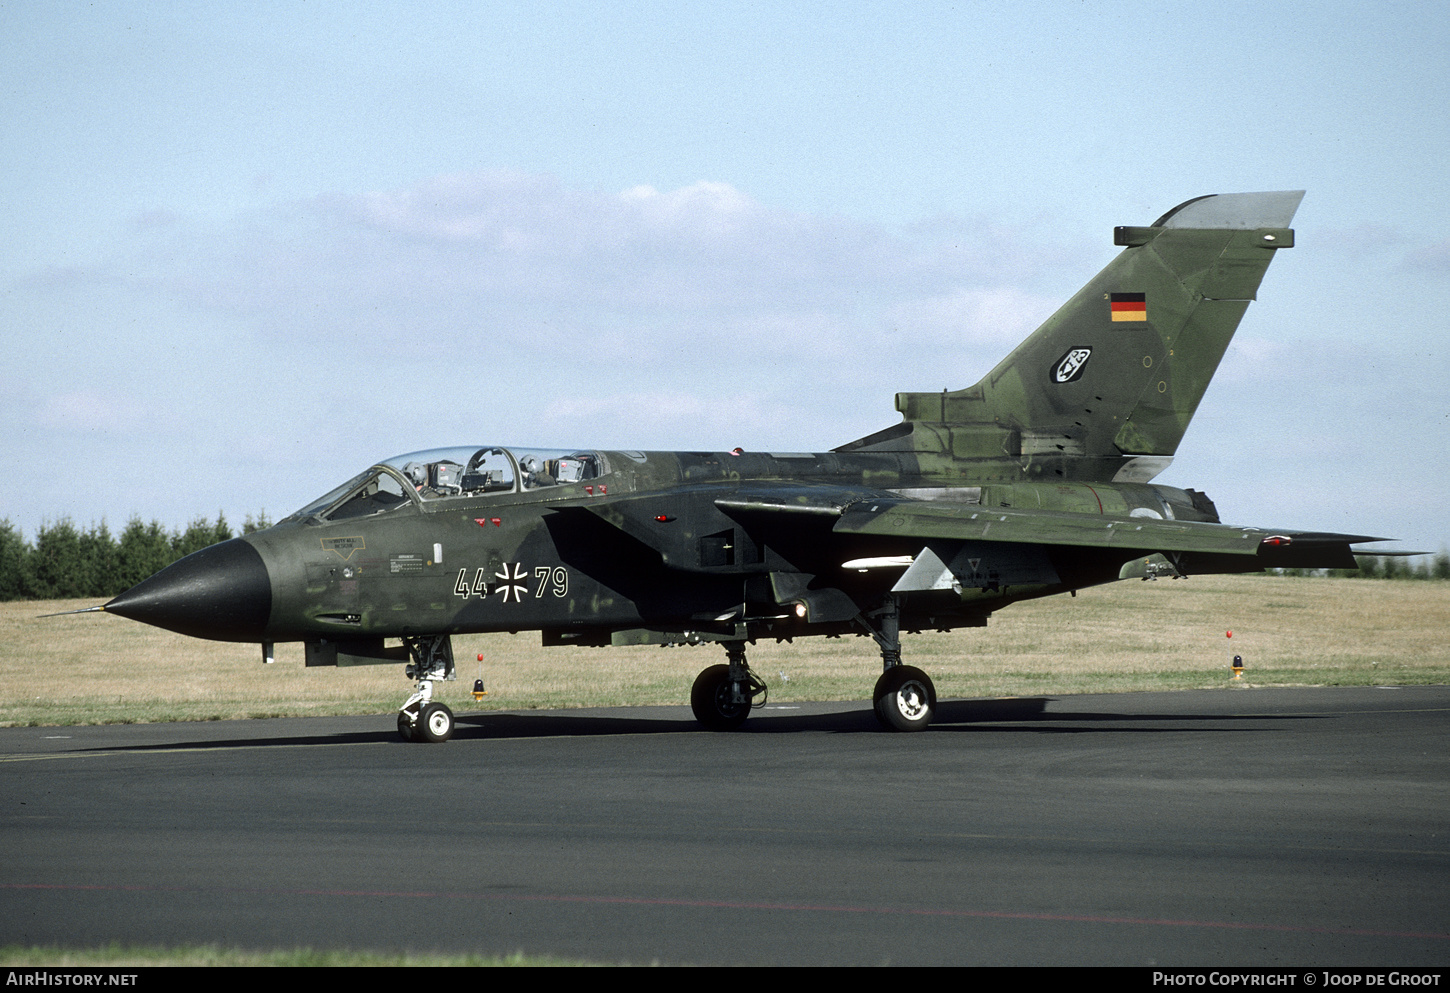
[[690, 642, 768, 730], [397, 634, 456, 743], [862, 597, 937, 732], [687, 596, 938, 733]]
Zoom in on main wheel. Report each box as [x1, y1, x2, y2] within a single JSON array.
[[397, 709, 419, 742], [873, 665, 936, 732], [690, 664, 751, 731], [417, 702, 454, 743]]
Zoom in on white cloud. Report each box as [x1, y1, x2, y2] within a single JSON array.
[[123, 171, 1058, 323], [1403, 239, 1450, 275], [885, 286, 1057, 347], [619, 180, 761, 235], [86, 172, 1081, 415]]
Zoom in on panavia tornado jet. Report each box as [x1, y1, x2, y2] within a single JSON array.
[[97, 190, 1382, 741]]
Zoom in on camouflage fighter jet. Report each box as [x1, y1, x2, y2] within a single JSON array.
[[97, 190, 1382, 741]]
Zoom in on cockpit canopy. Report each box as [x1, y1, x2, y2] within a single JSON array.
[[289, 446, 606, 523]]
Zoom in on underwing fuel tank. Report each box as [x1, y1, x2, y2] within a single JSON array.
[[103, 537, 272, 641]]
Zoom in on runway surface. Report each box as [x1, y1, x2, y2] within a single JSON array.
[[2, 686, 1447, 966]]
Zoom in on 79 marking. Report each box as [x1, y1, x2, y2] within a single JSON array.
[[534, 566, 568, 598]]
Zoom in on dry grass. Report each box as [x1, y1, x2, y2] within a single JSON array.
[[0, 944, 598, 966], [3, 575, 1447, 727]]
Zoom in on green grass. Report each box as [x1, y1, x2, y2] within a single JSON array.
[[4, 574, 1448, 727]]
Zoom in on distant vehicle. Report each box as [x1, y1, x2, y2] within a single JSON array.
[[96, 191, 1380, 741]]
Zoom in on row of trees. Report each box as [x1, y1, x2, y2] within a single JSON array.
[[0, 513, 271, 601], [1279, 553, 1450, 581]]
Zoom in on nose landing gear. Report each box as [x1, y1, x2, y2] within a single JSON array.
[[397, 635, 457, 743], [690, 641, 767, 730]]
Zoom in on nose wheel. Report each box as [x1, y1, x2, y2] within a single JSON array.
[[396, 634, 457, 742], [690, 642, 767, 730], [400, 700, 455, 742]]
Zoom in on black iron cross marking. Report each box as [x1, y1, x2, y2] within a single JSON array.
[[495, 563, 527, 602]]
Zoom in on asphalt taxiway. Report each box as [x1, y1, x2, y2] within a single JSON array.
[[2, 686, 1447, 966]]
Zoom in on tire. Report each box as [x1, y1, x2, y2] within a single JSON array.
[[397, 709, 419, 742], [690, 664, 751, 731], [417, 702, 454, 743], [872, 665, 936, 732]]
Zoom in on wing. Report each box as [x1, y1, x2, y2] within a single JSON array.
[[718, 486, 1384, 588], [830, 500, 1380, 573]]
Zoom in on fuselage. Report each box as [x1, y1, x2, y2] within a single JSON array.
[[105, 443, 1218, 650]]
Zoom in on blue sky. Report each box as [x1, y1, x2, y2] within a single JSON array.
[[4, 2, 1448, 552]]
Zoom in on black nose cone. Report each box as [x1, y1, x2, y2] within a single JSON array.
[[105, 537, 272, 641]]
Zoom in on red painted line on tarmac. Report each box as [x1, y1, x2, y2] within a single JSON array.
[[5, 881, 1447, 942]]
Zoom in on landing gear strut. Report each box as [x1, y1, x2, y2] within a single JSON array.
[[860, 597, 937, 732], [690, 642, 767, 730], [397, 634, 456, 742]]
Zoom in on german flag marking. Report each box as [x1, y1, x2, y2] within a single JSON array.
[[1110, 292, 1147, 322]]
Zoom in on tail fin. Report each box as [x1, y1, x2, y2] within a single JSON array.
[[838, 191, 1303, 483]]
